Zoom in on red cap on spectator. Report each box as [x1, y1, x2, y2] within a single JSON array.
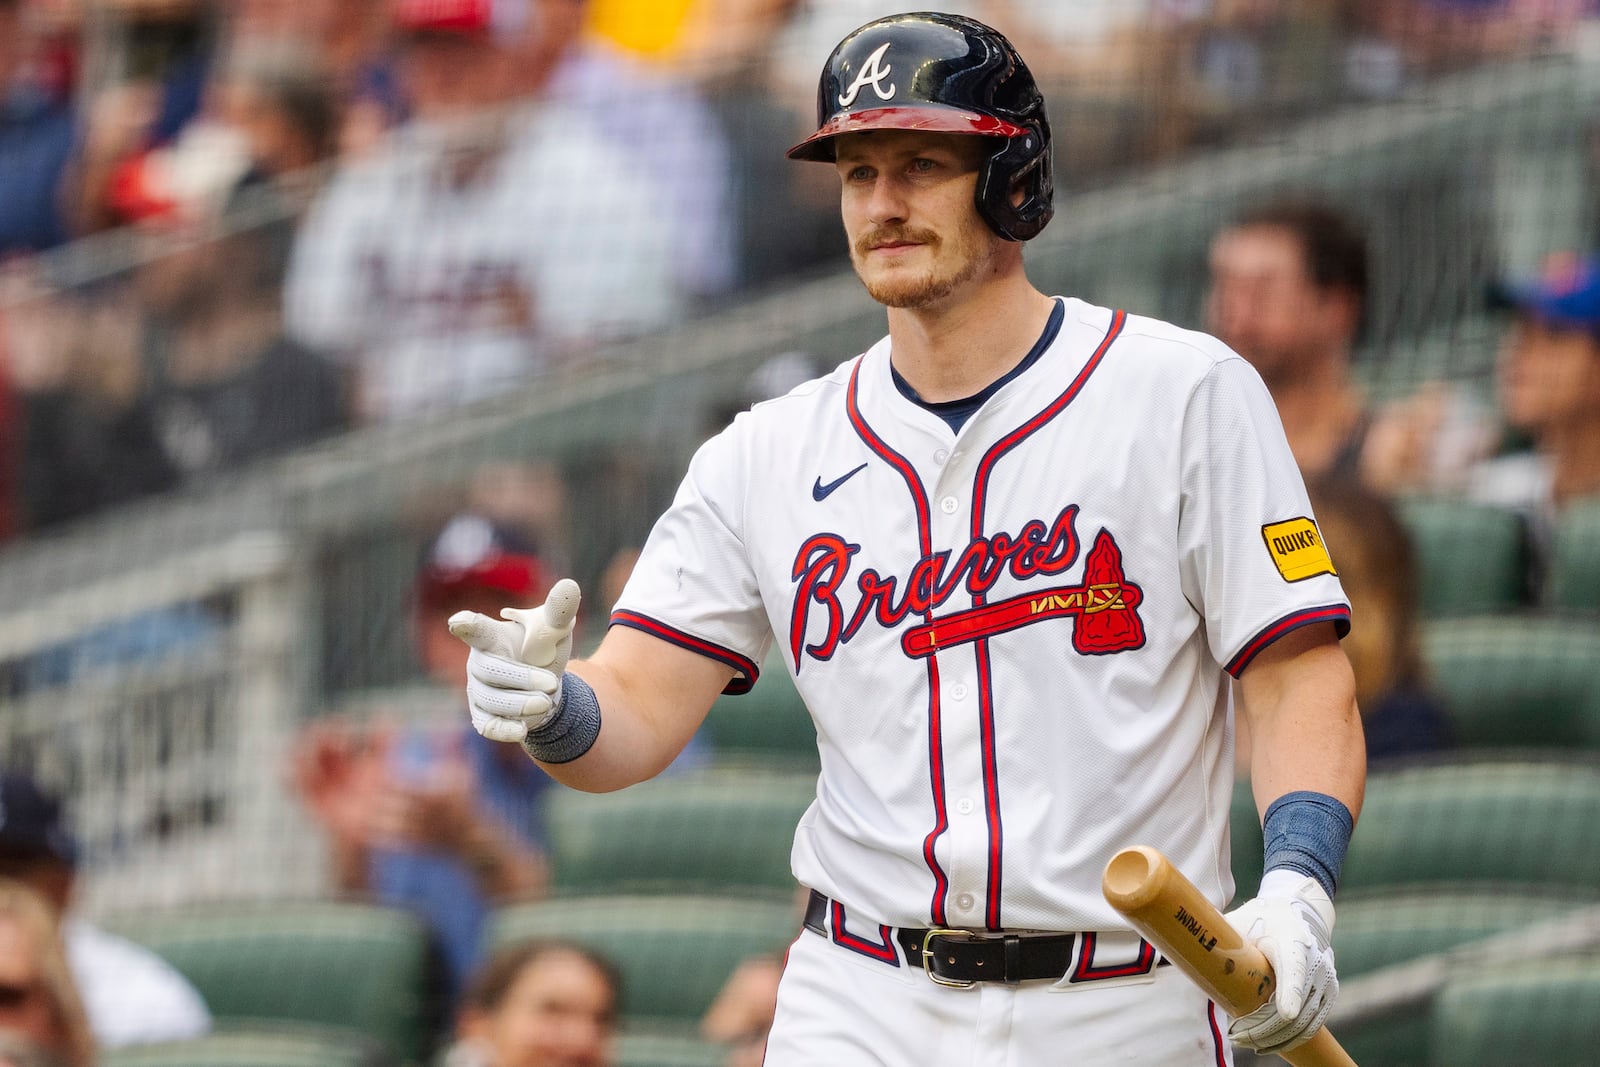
[[415, 512, 547, 609], [394, 0, 495, 36]]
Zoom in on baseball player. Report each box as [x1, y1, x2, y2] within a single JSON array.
[[450, 12, 1366, 1065]]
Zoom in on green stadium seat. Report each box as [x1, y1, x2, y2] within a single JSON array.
[[488, 894, 799, 1029], [1334, 885, 1600, 979], [616, 1029, 728, 1067], [703, 654, 818, 770], [1229, 776, 1263, 908], [545, 769, 815, 898], [1550, 499, 1600, 614], [1339, 757, 1600, 894], [99, 902, 436, 1067], [1395, 496, 1528, 617], [1428, 957, 1600, 1067], [100, 1022, 398, 1067], [1421, 616, 1600, 747]]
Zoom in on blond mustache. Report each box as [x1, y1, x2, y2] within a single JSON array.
[[855, 228, 940, 257]]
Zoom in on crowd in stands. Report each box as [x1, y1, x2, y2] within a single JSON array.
[[0, 0, 1596, 533]]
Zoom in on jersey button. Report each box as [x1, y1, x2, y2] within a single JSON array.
[[956, 893, 976, 911], [934, 449, 949, 465], [951, 683, 968, 700], [939, 496, 959, 514], [956, 798, 975, 815]]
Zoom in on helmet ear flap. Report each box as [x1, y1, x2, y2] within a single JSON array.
[[977, 126, 1054, 242]]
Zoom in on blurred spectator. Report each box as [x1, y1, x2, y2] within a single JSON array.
[[1465, 252, 1600, 574], [699, 954, 781, 1067], [0, 879, 93, 1067], [218, 0, 398, 157], [132, 220, 347, 484], [292, 511, 558, 1006], [519, 0, 738, 301], [0, 772, 211, 1051], [1206, 199, 1381, 481], [283, 0, 681, 422], [1306, 475, 1453, 761], [69, 0, 213, 236], [444, 939, 618, 1067], [5, 275, 180, 531], [0, 0, 75, 255], [115, 47, 339, 223]]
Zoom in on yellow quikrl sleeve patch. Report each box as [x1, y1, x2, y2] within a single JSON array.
[[1261, 517, 1337, 582]]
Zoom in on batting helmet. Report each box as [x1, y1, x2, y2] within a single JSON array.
[[786, 11, 1054, 242]]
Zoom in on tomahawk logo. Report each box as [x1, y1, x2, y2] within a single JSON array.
[[838, 42, 897, 107]]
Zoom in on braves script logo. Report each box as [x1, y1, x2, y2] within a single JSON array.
[[788, 505, 1145, 670], [838, 42, 897, 107]]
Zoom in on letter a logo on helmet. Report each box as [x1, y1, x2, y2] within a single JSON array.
[[837, 42, 897, 107], [787, 12, 1055, 242]]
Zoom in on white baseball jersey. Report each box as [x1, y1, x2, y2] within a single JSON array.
[[614, 297, 1349, 936], [284, 104, 681, 421]]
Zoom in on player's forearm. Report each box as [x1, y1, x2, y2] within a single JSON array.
[[1240, 628, 1366, 822], [525, 659, 681, 791]]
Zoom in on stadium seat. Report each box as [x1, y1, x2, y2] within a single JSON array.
[[616, 1030, 727, 1067], [1550, 499, 1600, 614], [1428, 956, 1600, 1067], [98, 901, 437, 1066], [1394, 496, 1528, 617], [1339, 757, 1600, 894], [99, 1022, 397, 1067], [1229, 776, 1263, 907], [544, 769, 815, 898], [1420, 616, 1600, 747], [1334, 885, 1600, 979], [488, 894, 799, 1029], [702, 654, 818, 770]]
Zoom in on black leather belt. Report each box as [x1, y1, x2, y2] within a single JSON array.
[[804, 889, 1078, 986]]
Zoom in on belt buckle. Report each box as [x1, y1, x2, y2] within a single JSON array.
[[920, 928, 978, 988]]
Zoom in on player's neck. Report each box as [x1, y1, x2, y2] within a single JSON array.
[[886, 279, 1056, 403]]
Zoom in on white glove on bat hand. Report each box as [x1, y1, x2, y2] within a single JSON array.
[[446, 579, 581, 744], [1223, 869, 1338, 1054]]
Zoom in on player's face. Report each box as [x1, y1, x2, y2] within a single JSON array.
[[470, 950, 616, 1067], [1497, 316, 1600, 436], [1206, 225, 1352, 385], [834, 131, 1003, 310]]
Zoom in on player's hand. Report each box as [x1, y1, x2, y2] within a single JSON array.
[[447, 579, 581, 744], [1223, 869, 1338, 1054]]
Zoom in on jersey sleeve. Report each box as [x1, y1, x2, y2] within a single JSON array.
[[610, 423, 772, 693], [1176, 356, 1351, 677]]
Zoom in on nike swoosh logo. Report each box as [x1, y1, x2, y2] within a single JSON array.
[[812, 463, 868, 501]]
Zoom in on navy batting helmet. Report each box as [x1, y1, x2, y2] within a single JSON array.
[[786, 11, 1054, 242]]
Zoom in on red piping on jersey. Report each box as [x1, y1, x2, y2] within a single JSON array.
[[608, 611, 760, 694], [1207, 1002, 1229, 1067], [830, 900, 900, 966], [1224, 603, 1352, 678], [844, 355, 952, 927], [1069, 932, 1157, 981], [966, 308, 1128, 930]]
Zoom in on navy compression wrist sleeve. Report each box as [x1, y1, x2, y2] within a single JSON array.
[[520, 672, 602, 765], [1261, 790, 1355, 898]]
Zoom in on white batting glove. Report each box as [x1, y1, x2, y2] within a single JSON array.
[[446, 579, 581, 744], [1223, 869, 1338, 1054]]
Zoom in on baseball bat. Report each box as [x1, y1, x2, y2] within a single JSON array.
[[1102, 846, 1357, 1067]]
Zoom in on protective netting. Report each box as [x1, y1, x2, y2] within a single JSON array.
[[1, 3, 1598, 1066]]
